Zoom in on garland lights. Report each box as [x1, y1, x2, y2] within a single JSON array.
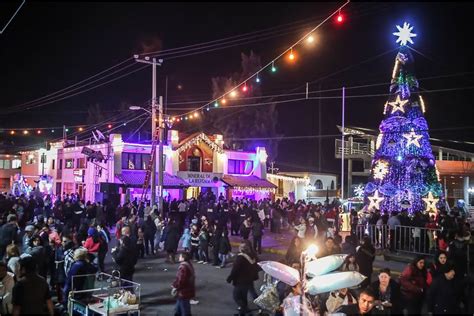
[[169, 1, 350, 123]]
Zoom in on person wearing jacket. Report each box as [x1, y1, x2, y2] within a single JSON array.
[[429, 250, 448, 280], [112, 227, 138, 282], [218, 229, 231, 268], [143, 215, 157, 256], [180, 228, 192, 252], [356, 235, 375, 288], [369, 268, 402, 315], [251, 218, 264, 255], [399, 255, 429, 315], [226, 243, 259, 315], [82, 227, 100, 264], [0, 214, 19, 260], [164, 219, 181, 264], [171, 252, 195, 316], [425, 264, 460, 314], [62, 248, 97, 304]]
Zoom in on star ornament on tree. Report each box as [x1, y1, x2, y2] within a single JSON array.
[[373, 160, 389, 180], [403, 128, 423, 148], [388, 95, 409, 114], [423, 192, 439, 213], [393, 22, 417, 46], [368, 190, 384, 210]]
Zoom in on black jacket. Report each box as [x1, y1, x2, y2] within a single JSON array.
[[112, 236, 138, 276], [426, 274, 460, 314], [226, 253, 258, 286], [218, 236, 231, 254], [0, 222, 18, 247], [370, 279, 402, 314]]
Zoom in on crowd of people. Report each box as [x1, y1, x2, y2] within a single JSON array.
[[0, 188, 472, 315]]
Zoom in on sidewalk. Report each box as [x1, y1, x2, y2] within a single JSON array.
[[229, 229, 407, 275]]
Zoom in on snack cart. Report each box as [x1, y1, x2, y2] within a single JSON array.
[[68, 271, 140, 316]]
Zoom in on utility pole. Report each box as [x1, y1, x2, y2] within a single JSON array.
[[158, 95, 164, 216], [341, 87, 345, 201], [134, 55, 163, 207]]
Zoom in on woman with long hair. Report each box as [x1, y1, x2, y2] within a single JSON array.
[[399, 255, 429, 315], [355, 235, 375, 288], [285, 236, 303, 266]]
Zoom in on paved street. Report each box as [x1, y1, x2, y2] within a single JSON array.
[[103, 229, 408, 315]]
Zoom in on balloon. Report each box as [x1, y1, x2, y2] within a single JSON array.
[[258, 261, 300, 286], [305, 271, 366, 295], [305, 254, 347, 277]]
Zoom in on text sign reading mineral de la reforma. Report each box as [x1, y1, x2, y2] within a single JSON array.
[[177, 172, 223, 187]]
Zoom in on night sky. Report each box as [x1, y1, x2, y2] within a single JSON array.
[[1, 2, 473, 174]]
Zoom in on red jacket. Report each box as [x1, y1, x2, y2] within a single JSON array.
[[400, 264, 428, 299], [172, 261, 195, 299], [84, 236, 100, 254]]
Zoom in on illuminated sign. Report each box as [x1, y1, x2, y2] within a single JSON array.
[[177, 171, 222, 187]]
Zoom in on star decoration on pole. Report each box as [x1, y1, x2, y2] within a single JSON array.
[[368, 190, 384, 210], [422, 192, 439, 213], [393, 22, 417, 46], [388, 95, 409, 114], [403, 128, 423, 148], [373, 160, 389, 180]]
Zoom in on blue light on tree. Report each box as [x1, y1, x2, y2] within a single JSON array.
[[364, 23, 443, 214]]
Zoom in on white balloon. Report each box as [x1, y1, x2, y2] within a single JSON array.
[[305, 254, 347, 277], [258, 261, 300, 286], [305, 271, 366, 295], [282, 293, 316, 316]]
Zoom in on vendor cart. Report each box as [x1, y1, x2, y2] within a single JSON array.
[[67, 271, 140, 316]]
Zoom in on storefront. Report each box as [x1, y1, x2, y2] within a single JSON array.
[[177, 171, 224, 199]]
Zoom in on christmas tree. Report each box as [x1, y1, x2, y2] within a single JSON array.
[[364, 22, 443, 214]]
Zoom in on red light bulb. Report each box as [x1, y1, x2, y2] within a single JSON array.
[[336, 14, 343, 23], [242, 84, 248, 92]]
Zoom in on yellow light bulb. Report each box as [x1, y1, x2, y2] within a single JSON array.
[[230, 90, 237, 98], [307, 35, 314, 43]]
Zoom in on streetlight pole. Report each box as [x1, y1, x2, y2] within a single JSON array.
[[133, 55, 163, 207], [157, 95, 164, 216], [341, 86, 345, 201]]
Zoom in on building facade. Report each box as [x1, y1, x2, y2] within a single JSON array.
[[19, 130, 275, 204], [0, 154, 22, 192]]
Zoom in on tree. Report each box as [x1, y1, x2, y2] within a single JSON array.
[[205, 51, 281, 161], [363, 45, 443, 215]]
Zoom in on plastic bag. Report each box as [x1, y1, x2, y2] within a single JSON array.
[[253, 284, 280, 312]]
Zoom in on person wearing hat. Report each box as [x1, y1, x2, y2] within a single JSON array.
[[426, 263, 461, 314], [0, 214, 19, 261], [22, 225, 35, 253]]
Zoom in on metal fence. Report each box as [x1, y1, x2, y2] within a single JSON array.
[[354, 224, 440, 255]]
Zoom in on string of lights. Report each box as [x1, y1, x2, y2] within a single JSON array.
[[165, 1, 350, 122]]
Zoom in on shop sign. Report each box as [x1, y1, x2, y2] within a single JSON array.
[[177, 171, 223, 187], [73, 169, 85, 183]]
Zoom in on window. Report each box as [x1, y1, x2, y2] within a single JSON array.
[[278, 179, 284, 195], [52, 159, 55, 170], [228, 159, 254, 175], [59, 159, 63, 170], [25, 154, 35, 164], [65, 159, 74, 169], [12, 159, 21, 169], [314, 179, 323, 190], [187, 157, 201, 172], [0, 160, 3, 169], [122, 153, 151, 170], [76, 158, 86, 169], [330, 180, 335, 190], [3, 160, 10, 169]]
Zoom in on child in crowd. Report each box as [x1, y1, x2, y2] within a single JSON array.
[[180, 228, 191, 252]]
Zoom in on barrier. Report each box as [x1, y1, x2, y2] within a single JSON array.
[[393, 225, 439, 255], [354, 224, 440, 255]]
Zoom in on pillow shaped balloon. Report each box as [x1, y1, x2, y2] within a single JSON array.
[[305, 254, 347, 277], [305, 271, 366, 295], [258, 261, 300, 286]]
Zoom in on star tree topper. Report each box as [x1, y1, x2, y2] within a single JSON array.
[[403, 128, 423, 148], [388, 95, 409, 114], [393, 22, 417, 46], [423, 192, 439, 213], [368, 190, 384, 210]]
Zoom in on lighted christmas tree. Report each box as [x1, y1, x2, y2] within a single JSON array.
[[364, 22, 443, 214]]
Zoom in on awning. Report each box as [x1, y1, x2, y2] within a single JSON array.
[[221, 175, 277, 189], [117, 170, 190, 188]]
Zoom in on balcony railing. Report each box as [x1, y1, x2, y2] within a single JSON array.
[[335, 139, 374, 157]]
